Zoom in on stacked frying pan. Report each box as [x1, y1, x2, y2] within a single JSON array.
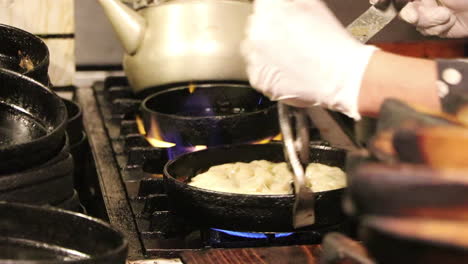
[[0, 24, 128, 263], [0, 24, 49, 85]]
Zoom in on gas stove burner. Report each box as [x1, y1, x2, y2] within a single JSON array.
[[84, 76, 352, 259], [211, 229, 294, 239]]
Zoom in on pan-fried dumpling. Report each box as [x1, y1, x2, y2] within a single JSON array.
[[188, 160, 346, 195]]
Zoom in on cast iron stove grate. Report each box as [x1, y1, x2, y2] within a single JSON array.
[[86, 77, 349, 258]]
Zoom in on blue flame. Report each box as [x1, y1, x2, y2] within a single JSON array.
[[275, 232, 294, 238], [212, 228, 294, 239], [257, 97, 263, 106]]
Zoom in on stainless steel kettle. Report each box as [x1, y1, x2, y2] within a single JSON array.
[[98, 0, 252, 94]]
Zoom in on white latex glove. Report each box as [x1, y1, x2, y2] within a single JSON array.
[[398, 0, 468, 38], [241, 0, 378, 120]]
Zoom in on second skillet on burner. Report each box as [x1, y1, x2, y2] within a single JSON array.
[[140, 83, 279, 147]]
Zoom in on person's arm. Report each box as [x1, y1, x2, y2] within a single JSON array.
[[241, 0, 468, 121], [359, 0, 468, 115], [359, 51, 440, 117]]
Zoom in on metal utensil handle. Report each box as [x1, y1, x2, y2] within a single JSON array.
[[294, 108, 310, 166], [278, 103, 315, 228], [346, 2, 399, 44]]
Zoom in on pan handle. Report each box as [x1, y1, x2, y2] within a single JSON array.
[[278, 103, 315, 228]]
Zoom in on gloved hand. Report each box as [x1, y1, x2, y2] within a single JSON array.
[[241, 0, 377, 120], [372, 0, 468, 38]]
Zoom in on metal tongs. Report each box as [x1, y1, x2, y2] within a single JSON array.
[[278, 104, 313, 229], [281, 0, 409, 229], [279, 105, 361, 229]]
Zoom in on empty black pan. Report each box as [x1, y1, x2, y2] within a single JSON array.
[[141, 83, 279, 146], [163, 143, 347, 232], [0, 68, 67, 173], [0, 202, 127, 263], [0, 24, 49, 85]]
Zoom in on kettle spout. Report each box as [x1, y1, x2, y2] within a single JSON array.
[[98, 0, 146, 55]]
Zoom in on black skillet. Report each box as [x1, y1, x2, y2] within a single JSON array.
[[163, 143, 346, 232], [141, 83, 279, 146], [0, 24, 49, 85], [0, 202, 128, 263], [0, 134, 73, 206], [0, 68, 67, 173]]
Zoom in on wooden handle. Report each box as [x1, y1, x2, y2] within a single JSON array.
[[393, 125, 468, 168]]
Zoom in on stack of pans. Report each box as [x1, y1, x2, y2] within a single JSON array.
[[0, 68, 75, 209], [0, 24, 80, 210], [0, 24, 128, 262]]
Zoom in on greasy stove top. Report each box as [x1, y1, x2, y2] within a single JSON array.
[[77, 76, 352, 261]]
